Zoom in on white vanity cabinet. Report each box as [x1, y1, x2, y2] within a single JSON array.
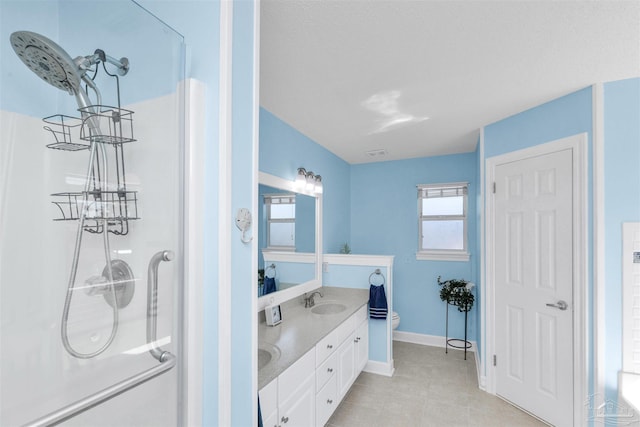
[[259, 304, 369, 427], [259, 348, 316, 427], [336, 306, 368, 401]]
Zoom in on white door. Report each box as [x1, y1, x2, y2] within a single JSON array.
[[494, 148, 573, 426]]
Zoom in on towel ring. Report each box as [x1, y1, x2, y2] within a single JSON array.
[[265, 263, 276, 279], [369, 268, 385, 286]]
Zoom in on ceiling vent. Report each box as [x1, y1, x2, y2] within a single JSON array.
[[366, 149, 387, 158]]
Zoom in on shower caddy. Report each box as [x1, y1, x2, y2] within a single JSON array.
[[44, 103, 139, 236]]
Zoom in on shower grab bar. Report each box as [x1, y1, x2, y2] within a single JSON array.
[[25, 250, 177, 427], [23, 354, 176, 427]]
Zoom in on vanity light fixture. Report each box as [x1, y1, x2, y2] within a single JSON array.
[[295, 167, 323, 194]]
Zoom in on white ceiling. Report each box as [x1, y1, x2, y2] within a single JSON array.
[[260, 0, 640, 164]]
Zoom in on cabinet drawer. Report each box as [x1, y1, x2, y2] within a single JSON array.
[[279, 348, 315, 403], [316, 351, 337, 392], [316, 374, 338, 427], [334, 314, 356, 345], [316, 330, 338, 366]]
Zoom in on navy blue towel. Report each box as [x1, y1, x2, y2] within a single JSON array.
[[369, 284, 388, 319], [258, 396, 263, 427], [263, 276, 277, 295]]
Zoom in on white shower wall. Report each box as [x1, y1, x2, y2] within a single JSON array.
[[0, 91, 182, 426]]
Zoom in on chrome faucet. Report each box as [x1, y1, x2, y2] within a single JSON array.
[[304, 291, 324, 308]]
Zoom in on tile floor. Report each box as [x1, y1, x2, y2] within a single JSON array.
[[326, 341, 547, 427]]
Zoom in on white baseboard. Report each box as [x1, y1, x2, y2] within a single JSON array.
[[474, 347, 486, 390], [393, 330, 476, 352], [364, 359, 395, 377], [393, 331, 483, 389]]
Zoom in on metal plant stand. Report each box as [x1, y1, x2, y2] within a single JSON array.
[[445, 301, 471, 360]]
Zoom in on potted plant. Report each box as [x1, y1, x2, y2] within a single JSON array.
[[437, 276, 475, 312], [339, 242, 351, 254]]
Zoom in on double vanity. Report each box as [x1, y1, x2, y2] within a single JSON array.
[[258, 286, 369, 427]]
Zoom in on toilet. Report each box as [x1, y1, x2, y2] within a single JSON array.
[[392, 311, 400, 330]]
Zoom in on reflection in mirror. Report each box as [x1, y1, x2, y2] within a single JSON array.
[[258, 184, 316, 297]]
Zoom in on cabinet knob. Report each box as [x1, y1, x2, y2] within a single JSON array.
[[281, 416, 289, 423], [354, 338, 358, 343], [327, 399, 333, 404], [327, 367, 333, 373], [327, 344, 333, 349]]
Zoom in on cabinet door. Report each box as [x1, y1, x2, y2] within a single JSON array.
[[336, 332, 356, 401], [262, 410, 278, 427], [355, 319, 369, 373], [278, 373, 315, 427], [259, 378, 278, 427]]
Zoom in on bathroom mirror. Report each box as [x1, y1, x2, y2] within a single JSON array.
[[257, 171, 322, 310]]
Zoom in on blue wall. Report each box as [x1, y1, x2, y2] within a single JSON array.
[[484, 87, 593, 158], [259, 109, 351, 253], [603, 78, 640, 405], [350, 154, 478, 341], [261, 108, 479, 341], [1, 0, 59, 116]]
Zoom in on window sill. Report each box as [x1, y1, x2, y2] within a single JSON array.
[[416, 251, 470, 262]]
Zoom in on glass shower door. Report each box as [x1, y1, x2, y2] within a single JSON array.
[[0, 1, 186, 425]]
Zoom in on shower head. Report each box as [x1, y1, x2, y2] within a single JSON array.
[[10, 31, 82, 95]]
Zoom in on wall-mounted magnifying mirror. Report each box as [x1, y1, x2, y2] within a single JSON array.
[[257, 171, 322, 310]]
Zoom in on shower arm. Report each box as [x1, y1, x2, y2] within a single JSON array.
[[75, 51, 129, 77], [147, 250, 175, 362]]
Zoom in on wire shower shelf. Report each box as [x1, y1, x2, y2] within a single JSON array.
[[43, 114, 88, 151], [78, 105, 136, 145], [51, 190, 139, 236], [46, 104, 139, 235]]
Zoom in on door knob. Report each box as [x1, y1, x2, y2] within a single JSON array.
[[546, 300, 568, 310]]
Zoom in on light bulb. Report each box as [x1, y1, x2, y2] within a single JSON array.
[[295, 168, 306, 189], [305, 171, 315, 191], [314, 175, 323, 194]]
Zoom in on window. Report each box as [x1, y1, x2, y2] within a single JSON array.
[[417, 182, 469, 261], [264, 193, 296, 250]]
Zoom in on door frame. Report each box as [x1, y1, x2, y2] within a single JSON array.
[[484, 133, 588, 426]]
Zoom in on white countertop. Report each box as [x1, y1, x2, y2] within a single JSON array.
[[258, 286, 369, 390]]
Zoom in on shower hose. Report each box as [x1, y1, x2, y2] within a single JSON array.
[[60, 101, 118, 359]]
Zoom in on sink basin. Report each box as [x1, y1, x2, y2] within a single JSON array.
[[258, 349, 272, 370], [258, 343, 280, 370], [311, 302, 347, 315]]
